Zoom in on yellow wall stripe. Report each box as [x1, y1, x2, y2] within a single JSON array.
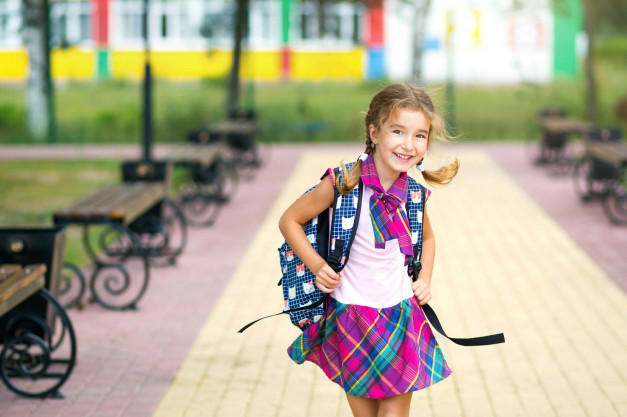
[[0, 49, 364, 80]]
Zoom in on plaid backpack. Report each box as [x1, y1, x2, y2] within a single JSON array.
[[238, 163, 505, 346]]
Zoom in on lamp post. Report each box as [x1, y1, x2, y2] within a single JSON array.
[[141, 0, 152, 161], [445, 11, 456, 134]]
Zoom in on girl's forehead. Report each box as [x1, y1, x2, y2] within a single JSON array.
[[385, 108, 430, 127]]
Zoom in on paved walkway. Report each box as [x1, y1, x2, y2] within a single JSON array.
[[0, 143, 625, 417]]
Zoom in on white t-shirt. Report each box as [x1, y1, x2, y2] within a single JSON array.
[[330, 187, 415, 308]]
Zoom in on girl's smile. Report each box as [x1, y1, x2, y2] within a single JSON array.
[[369, 108, 430, 189]]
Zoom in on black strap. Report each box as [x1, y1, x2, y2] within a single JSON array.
[[238, 294, 328, 333], [422, 304, 505, 346]]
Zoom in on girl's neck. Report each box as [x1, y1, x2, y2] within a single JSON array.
[[372, 155, 401, 192]]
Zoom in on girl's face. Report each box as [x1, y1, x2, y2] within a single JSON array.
[[369, 108, 429, 184]]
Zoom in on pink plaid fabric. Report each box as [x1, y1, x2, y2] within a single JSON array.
[[288, 296, 452, 398]]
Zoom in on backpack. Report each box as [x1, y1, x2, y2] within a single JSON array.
[[239, 163, 505, 347]]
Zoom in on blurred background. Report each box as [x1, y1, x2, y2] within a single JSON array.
[[0, 0, 625, 146]]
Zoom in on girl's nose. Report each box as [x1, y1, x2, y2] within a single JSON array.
[[401, 135, 413, 150]]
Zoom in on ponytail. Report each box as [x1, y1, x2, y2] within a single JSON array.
[[337, 160, 362, 195], [422, 159, 460, 186]]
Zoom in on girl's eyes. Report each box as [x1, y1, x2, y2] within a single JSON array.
[[391, 129, 427, 140]]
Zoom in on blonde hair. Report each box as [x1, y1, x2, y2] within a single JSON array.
[[338, 83, 459, 194]]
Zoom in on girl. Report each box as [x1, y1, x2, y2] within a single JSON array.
[[278, 83, 459, 417]]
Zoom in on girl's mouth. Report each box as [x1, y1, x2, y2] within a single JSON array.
[[394, 153, 414, 161]]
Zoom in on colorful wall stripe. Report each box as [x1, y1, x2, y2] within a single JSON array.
[[92, 0, 110, 78], [281, 0, 293, 77], [553, 0, 582, 77], [365, 0, 385, 80]]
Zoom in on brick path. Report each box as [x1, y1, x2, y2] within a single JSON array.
[[0, 143, 625, 417]]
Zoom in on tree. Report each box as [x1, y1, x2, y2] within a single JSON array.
[[408, 0, 432, 83], [554, 0, 627, 122], [226, 0, 250, 118], [582, 0, 597, 123], [22, 0, 55, 142]]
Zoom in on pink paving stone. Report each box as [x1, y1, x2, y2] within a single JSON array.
[[3, 403, 38, 415]]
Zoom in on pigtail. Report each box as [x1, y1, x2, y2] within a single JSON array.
[[421, 159, 460, 186], [337, 160, 362, 195]]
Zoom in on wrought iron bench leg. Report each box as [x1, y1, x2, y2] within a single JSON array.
[[58, 262, 87, 310], [602, 173, 627, 225], [0, 288, 77, 399], [134, 197, 188, 267], [82, 222, 150, 310]]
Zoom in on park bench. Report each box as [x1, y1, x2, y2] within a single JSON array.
[[53, 181, 178, 310], [164, 143, 236, 227], [0, 228, 77, 399], [573, 126, 627, 224], [530, 108, 592, 174], [189, 117, 262, 178]]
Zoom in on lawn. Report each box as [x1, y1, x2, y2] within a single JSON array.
[[1, 56, 625, 145]]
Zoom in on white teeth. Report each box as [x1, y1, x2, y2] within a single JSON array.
[[394, 153, 412, 160]]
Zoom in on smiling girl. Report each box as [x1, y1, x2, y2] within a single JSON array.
[[279, 83, 459, 417]]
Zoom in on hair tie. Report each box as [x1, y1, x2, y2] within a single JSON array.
[[358, 153, 368, 162], [417, 159, 425, 172]]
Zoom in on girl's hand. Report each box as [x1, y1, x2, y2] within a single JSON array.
[[412, 279, 431, 305], [314, 263, 343, 293]]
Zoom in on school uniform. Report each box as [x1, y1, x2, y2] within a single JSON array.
[[287, 156, 452, 399]]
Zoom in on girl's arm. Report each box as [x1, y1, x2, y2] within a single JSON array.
[[278, 177, 342, 293], [413, 207, 435, 305]]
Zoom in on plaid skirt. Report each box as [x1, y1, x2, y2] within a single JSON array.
[[287, 296, 451, 399]]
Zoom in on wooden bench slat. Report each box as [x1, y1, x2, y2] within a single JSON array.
[[539, 118, 592, 134], [167, 144, 223, 166], [55, 185, 131, 219], [0, 264, 46, 318], [114, 183, 165, 225], [0, 264, 23, 284], [53, 183, 165, 225], [209, 120, 255, 136], [587, 142, 627, 168], [55, 186, 115, 217]]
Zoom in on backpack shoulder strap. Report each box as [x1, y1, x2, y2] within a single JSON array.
[[326, 165, 363, 271], [406, 177, 426, 280]]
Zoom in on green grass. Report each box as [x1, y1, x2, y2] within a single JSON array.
[[1, 56, 624, 145]]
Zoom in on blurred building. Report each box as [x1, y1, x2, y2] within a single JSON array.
[[0, 0, 582, 83]]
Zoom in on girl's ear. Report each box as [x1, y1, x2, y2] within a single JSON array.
[[368, 124, 377, 144]]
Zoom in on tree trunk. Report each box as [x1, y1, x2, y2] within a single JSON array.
[[411, 0, 431, 83], [583, 0, 597, 123], [227, 0, 249, 118], [317, 0, 327, 39], [23, 0, 53, 142]]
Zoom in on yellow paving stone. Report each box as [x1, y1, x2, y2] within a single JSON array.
[[307, 370, 344, 417], [410, 391, 433, 417], [152, 150, 627, 417]]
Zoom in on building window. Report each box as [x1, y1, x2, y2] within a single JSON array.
[[0, 0, 22, 47], [50, 0, 93, 48], [292, 1, 363, 48], [200, 2, 235, 48]]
